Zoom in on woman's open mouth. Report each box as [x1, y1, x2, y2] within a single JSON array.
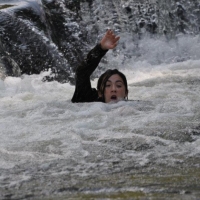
[[111, 95, 117, 101]]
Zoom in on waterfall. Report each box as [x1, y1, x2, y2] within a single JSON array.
[[0, 0, 200, 82]]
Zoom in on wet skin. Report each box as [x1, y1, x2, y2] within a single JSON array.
[[103, 74, 128, 103]]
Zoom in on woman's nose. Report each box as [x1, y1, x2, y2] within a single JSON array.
[[111, 84, 116, 91]]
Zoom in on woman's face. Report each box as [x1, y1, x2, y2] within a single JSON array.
[[103, 74, 128, 103]]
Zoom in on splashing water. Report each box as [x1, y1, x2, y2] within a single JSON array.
[[0, 0, 200, 199], [1, 53, 200, 199]]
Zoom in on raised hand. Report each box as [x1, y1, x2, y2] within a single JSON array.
[[100, 30, 120, 50]]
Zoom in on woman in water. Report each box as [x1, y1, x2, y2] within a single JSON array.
[[71, 30, 128, 103]]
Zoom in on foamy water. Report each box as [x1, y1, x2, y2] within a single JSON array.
[[0, 37, 200, 199], [1, 58, 200, 161]]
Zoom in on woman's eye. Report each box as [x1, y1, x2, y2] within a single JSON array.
[[106, 84, 111, 87], [117, 85, 122, 88]]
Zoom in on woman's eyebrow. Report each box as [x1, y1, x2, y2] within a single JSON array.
[[106, 80, 123, 83], [116, 80, 123, 83]]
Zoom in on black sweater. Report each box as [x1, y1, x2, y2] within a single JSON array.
[[71, 44, 108, 103]]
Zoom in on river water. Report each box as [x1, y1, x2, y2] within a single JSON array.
[[0, 0, 200, 199]]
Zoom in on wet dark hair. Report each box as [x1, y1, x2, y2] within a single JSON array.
[[97, 69, 128, 102]]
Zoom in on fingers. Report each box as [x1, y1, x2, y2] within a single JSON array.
[[113, 36, 120, 43], [106, 29, 120, 40], [107, 30, 120, 45]]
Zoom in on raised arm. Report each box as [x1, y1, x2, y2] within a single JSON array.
[[71, 30, 120, 103]]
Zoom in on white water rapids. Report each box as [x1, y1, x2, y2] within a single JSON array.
[[0, 35, 200, 199]]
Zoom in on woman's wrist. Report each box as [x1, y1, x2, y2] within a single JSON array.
[[99, 43, 108, 51]]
